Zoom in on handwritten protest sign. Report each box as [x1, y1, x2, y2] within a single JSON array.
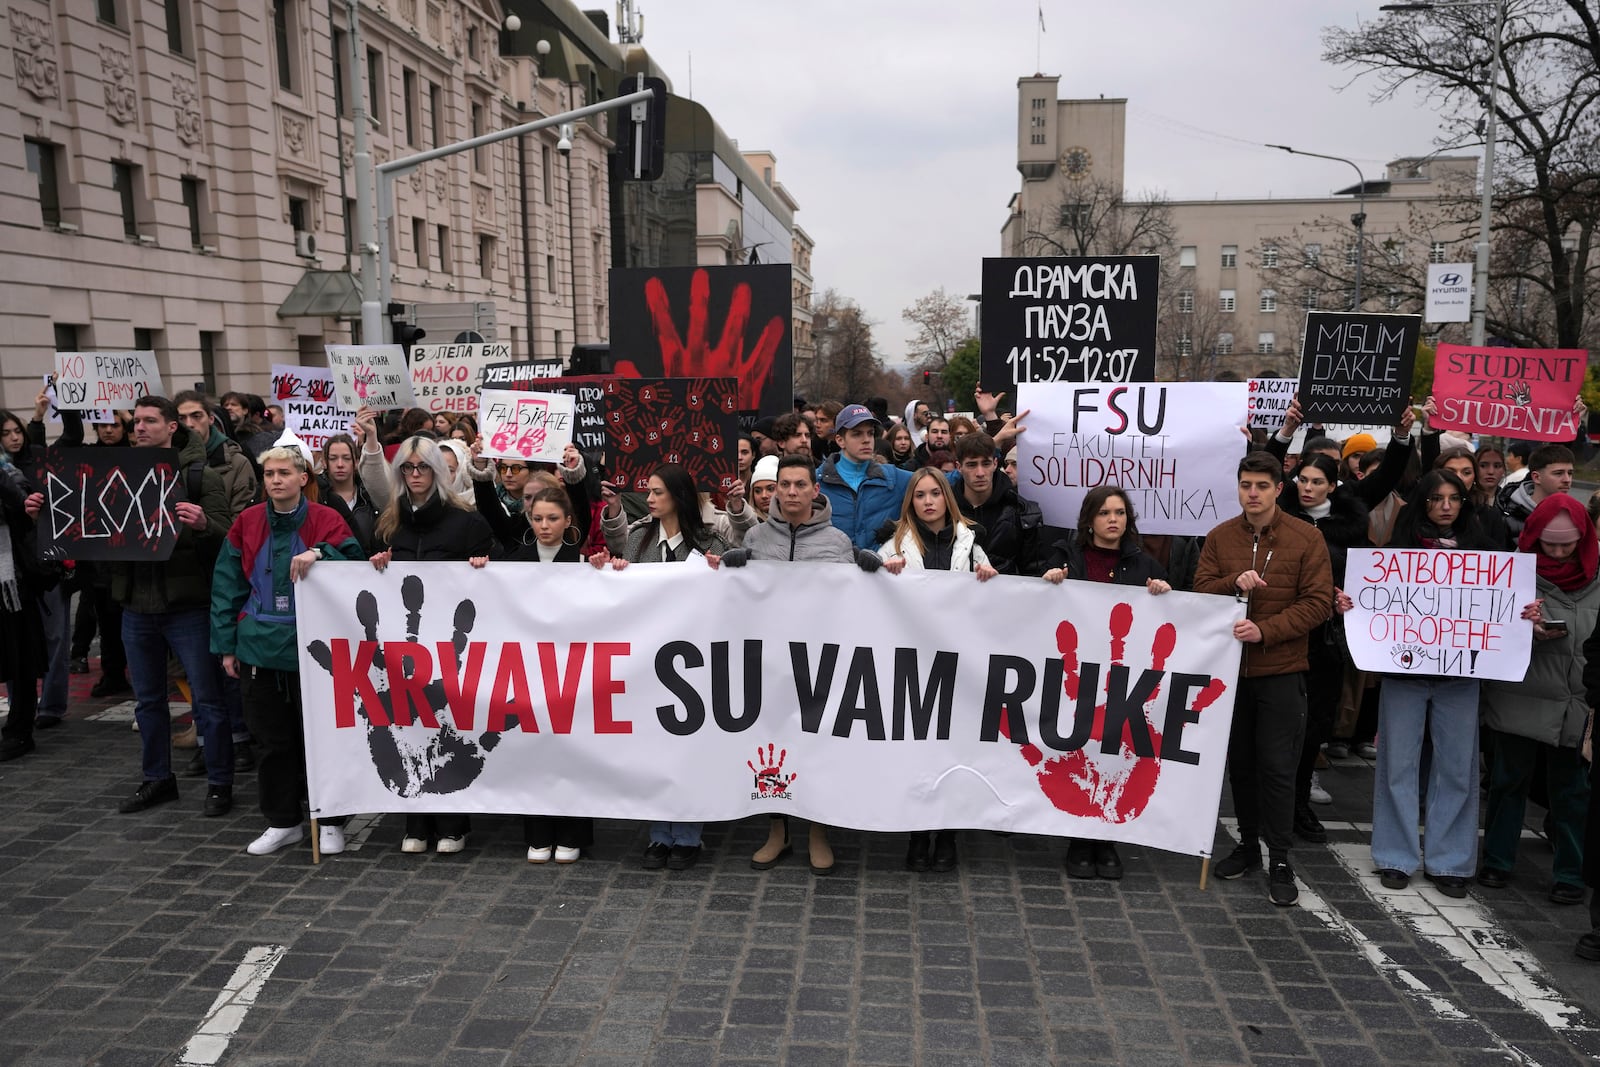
[[270, 364, 349, 452], [1345, 548, 1533, 681], [409, 342, 509, 415], [1430, 344, 1586, 442], [604, 377, 739, 492], [478, 389, 576, 463], [1016, 382, 1246, 536], [36, 447, 182, 562], [484, 368, 607, 452], [54, 351, 165, 409], [38, 376, 111, 428], [980, 256, 1159, 387], [481, 359, 563, 386], [1246, 377, 1296, 430], [324, 344, 416, 411], [1296, 312, 1420, 424]]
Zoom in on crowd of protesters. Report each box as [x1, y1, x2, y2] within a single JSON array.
[[0, 381, 1596, 966]]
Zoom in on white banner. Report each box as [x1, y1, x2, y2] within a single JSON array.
[[1426, 263, 1473, 324], [1247, 377, 1296, 430], [54, 350, 165, 408], [296, 562, 1243, 857], [1345, 548, 1533, 680], [477, 388, 576, 463], [410, 342, 510, 415], [270, 364, 351, 453], [325, 344, 417, 411], [1016, 381, 1247, 536]]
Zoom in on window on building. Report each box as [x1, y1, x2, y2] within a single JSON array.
[[1178, 246, 1197, 269], [1305, 242, 1322, 267], [1384, 240, 1406, 264], [1219, 289, 1236, 313], [554, 329, 563, 356], [412, 218, 427, 268], [541, 145, 553, 205], [429, 83, 443, 146], [436, 224, 450, 271], [1301, 288, 1318, 311], [1345, 243, 1359, 267], [1429, 240, 1447, 264], [274, 0, 299, 93], [165, 0, 191, 55], [1059, 203, 1090, 229], [466, 25, 479, 60], [343, 197, 357, 256], [478, 234, 494, 279], [1345, 288, 1358, 310], [1220, 245, 1238, 269], [1258, 332, 1275, 354], [1217, 332, 1234, 356], [199, 331, 220, 388], [54, 324, 80, 352], [1030, 134, 1045, 145], [470, 102, 484, 171], [331, 30, 347, 117], [97, 0, 121, 26], [1513, 278, 1528, 311], [402, 68, 418, 146], [288, 195, 309, 236], [366, 48, 384, 126], [181, 176, 205, 247], [1261, 243, 1278, 269], [1386, 290, 1402, 310], [1177, 289, 1194, 313], [25, 139, 62, 227], [1176, 336, 1193, 358], [112, 161, 140, 238], [1259, 288, 1277, 313], [1031, 98, 1045, 110], [134, 327, 158, 355], [546, 254, 557, 293]]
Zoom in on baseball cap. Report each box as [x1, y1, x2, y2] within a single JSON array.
[[751, 455, 779, 485], [834, 404, 880, 433]]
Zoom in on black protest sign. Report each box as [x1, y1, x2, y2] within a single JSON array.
[[603, 377, 739, 493], [484, 367, 608, 453], [1297, 312, 1421, 424], [608, 264, 793, 423], [980, 256, 1159, 387], [37, 447, 183, 561], [480, 360, 564, 386]]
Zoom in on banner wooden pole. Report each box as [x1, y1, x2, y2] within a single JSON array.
[[310, 818, 321, 865], [1198, 857, 1210, 890]]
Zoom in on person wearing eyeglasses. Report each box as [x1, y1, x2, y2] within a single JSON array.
[[466, 439, 591, 552]]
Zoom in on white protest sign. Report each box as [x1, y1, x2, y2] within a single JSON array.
[[54, 351, 165, 408], [297, 562, 1242, 857], [270, 364, 351, 452], [1247, 377, 1296, 430], [1286, 423, 1394, 455], [1426, 263, 1473, 324], [409, 342, 509, 416], [477, 388, 576, 463], [1345, 548, 1533, 681], [1016, 381, 1247, 536], [324, 344, 417, 411]]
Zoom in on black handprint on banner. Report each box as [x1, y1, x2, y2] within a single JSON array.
[[307, 574, 501, 797]]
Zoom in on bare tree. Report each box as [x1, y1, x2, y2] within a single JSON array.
[[1157, 284, 1233, 381], [1323, 1, 1599, 349], [1017, 177, 1178, 260], [811, 288, 882, 403], [902, 288, 974, 404]]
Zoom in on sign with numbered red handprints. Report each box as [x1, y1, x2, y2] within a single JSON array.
[[603, 377, 739, 492], [477, 388, 575, 464], [271, 363, 351, 452], [609, 264, 792, 423], [296, 561, 1241, 857], [324, 344, 417, 412]]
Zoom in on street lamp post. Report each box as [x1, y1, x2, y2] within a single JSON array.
[[1380, 0, 1508, 345], [1266, 144, 1368, 308]]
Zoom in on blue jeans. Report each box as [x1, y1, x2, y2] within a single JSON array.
[[122, 608, 232, 786], [37, 585, 71, 718], [1372, 676, 1480, 878], [650, 821, 703, 847]]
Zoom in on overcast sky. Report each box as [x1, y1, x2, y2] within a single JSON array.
[[641, 1, 1463, 365]]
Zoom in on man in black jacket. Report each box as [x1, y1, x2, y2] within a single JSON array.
[[947, 431, 1043, 576]]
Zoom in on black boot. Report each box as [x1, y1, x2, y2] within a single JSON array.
[[930, 830, 958, 873], [1093, 841, 1123, 881], [1294, 806, 1328, 844], [905, 832, 930, 872], [1065, 839, 1096, 879]]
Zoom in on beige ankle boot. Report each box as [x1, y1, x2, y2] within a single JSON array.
[[750, 816, 791, 870], [808, 822, 835, 876]]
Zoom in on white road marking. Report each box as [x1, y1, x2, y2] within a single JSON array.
[[87, 700, 192, 725], [175, 944, 286, 1066]]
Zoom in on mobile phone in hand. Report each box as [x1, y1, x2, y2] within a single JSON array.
[[1544, 618, 1569, 635]]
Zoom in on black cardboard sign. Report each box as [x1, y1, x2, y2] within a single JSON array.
[[37, 447, 182, 561], [602, 377, 739, 493], [980, 256, 1159, 386], [1297, 312, 1421, 424]]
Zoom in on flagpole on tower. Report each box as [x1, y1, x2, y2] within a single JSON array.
[[1036, 2, 1045, 70]]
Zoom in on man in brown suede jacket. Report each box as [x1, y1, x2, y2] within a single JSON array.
[[1194, 451, 1333, 906]]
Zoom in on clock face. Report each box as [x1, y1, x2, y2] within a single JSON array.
[[1060, 146, 1092, 178]]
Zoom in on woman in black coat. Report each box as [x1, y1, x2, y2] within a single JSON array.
[[1277, 454, 1370, 842], [1577, 628, 1600, 961], [0, 449, 47, 761], [1039, 485, 1172, 882]]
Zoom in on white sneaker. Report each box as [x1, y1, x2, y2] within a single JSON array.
[[527, 845, 553, 864], [318, 825, 346, 855], [400, 836, 428, 853], [247, 825, 304, 856], [1309, 773, 1333, 805], [1355, 742, 1378, 760], [554, 845, 581, 864], [1324, 741, 1350, 760], [435, 835, 467, 854]]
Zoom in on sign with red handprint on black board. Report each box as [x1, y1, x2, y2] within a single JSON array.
[[608, 264, 793, 423], [37, 447, 183, 561], [603, 377, 739, 492]]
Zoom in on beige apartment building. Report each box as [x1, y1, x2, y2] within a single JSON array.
[[1001, 74, 1480, 380]]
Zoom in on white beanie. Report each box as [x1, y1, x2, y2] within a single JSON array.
[[751, 455, 779, 485]]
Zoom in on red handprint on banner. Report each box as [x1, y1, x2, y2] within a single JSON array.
[[748, 743, 797, 799], [1001, 602, 1227, 823], [273, 372, 304, 401], [613, 269, 784, 412]]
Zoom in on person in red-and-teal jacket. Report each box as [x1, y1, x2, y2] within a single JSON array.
[[211, 442, 364, 859]]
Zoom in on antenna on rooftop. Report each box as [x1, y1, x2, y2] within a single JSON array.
[[617, 0, 643, 44]]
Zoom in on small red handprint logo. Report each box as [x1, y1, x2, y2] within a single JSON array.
[[748, 743, 797, 800], [1002, 602, 1227, 823]]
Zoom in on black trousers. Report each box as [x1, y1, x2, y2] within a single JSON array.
[[240, 664, 342, 829], [523, 816, 594, 849], [1228, 672, 1308, 858], [1295, 627, 1344, 807], [72, 585, 126, 678]]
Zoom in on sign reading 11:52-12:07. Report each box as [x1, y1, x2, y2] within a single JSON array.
[[980, 256, 1159, 387]]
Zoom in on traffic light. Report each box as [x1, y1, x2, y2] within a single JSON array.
[[615, 75, 667, 182], [923, 370, 931, 385], [386, 302, 426, 359]]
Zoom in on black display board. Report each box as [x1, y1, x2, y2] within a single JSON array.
[[980, 256, 1159, 386], [37, 447, 182, 561], [1297, 312, 1421, 424], [602, 377, 739, 493]]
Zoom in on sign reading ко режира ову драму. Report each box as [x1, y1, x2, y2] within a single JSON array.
[[980, 256, 1159, 387]]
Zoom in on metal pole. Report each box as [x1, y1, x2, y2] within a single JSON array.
[[1470, 0, 1506, 346], [346, 0, 382, 346], [1265, 145, 1367, 306]]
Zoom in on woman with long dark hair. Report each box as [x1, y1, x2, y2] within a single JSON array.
[[318, 433, 379, 555], [877, 423, 918, 471]]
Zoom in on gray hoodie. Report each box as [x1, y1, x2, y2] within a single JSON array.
[[739, 496, 860, 563]]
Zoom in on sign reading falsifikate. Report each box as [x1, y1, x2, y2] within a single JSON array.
[[980, 256, 1159, 386]]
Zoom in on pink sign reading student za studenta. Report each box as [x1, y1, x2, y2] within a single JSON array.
[[1430, 344, 1587, 442]]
